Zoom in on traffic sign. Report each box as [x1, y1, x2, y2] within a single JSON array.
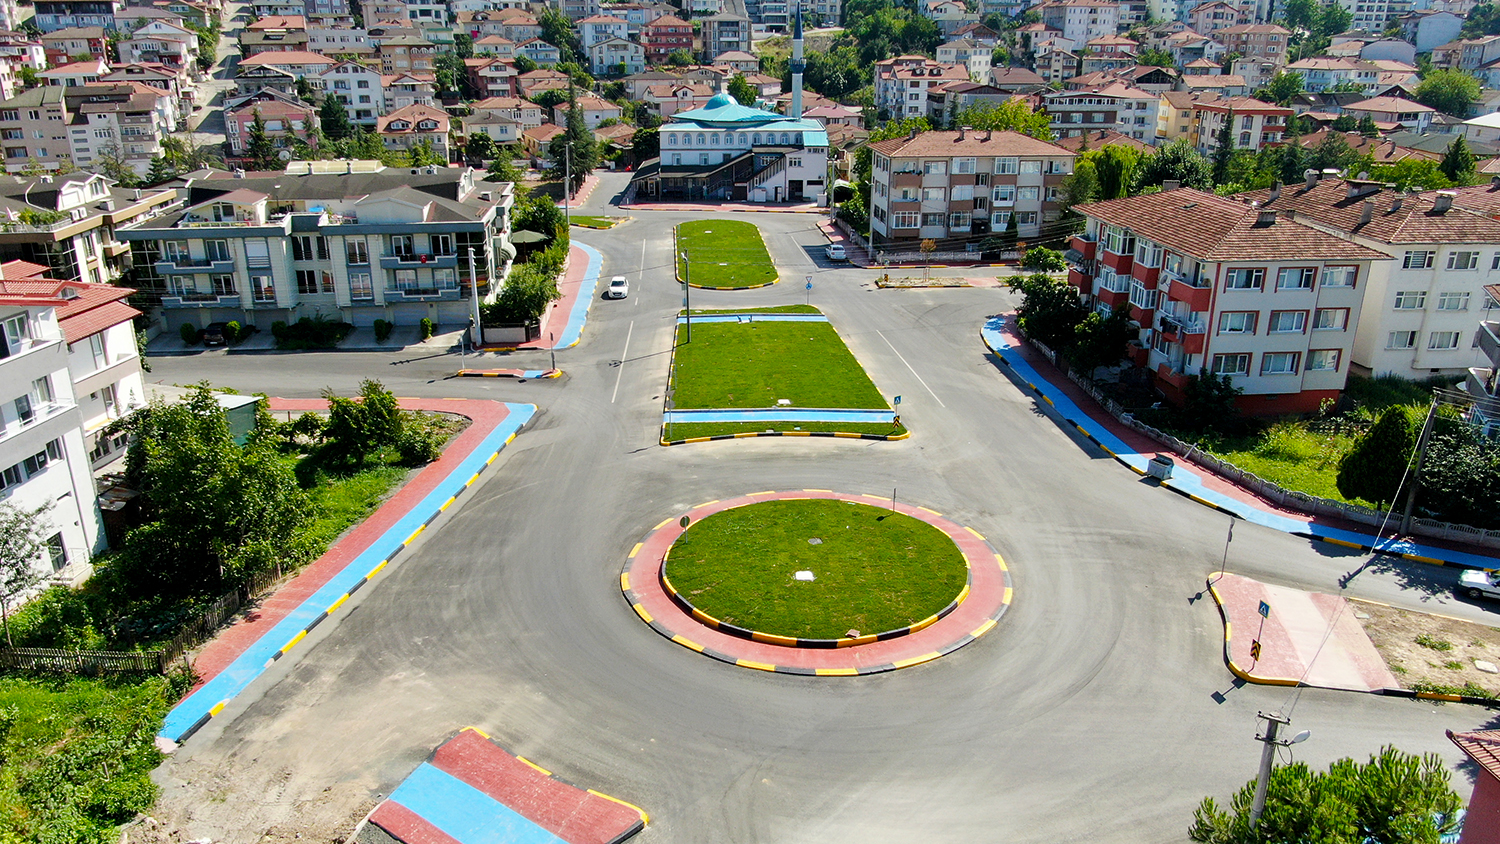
[[1250, 639, 1262, 660], [894, 395, 902, 405], [1258, 600, 1271, 619]]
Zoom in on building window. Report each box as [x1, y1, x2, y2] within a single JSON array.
[[1018, 186, 1040, 201], [992, 185, 1015, 204], [995, 157, 1018, 174], [1386, 330, 1417, 349], [1260, 351, 1299, 374], [1218, 311, 1256, 334], [1428, 330, 1461, 350], [921, 212, 945, 226], [1134, 242, 1163, 267], [1019, 160, 1042, 174], [923, 160, 947, 175], [1224, 267, 1264, 290], [1128, 281, 1156, 310], [347, 240, 369, 265], [1393, 290, 1426, 309], [1320, 266, 1356, 287], [1313, 308, 1347, 330], [1276, 267, 1314, 290], [949, 212, 971, 228], [1211, 353, 1250, 375], [1402, 250, 1433, 269], [1437, 292, 1470, 310], [296, 270, 319, 294], [990, 211, 1011, 228], [1447, 251, 1480, 270], [892, 212, 919, 228], [922, 187, 945, 201], [1101, 225, 1133, 255], [1268, 310, 1306, 333], [349, 272, 373, 299], [1307, 349, 1340, 371]]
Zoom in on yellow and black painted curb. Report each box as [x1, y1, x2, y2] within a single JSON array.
[[456, 369, 563, 379], [173, 422, 530, 744], [660, 428, 910, 446], [656, 538, 971, 649], [1205, 577, 1300, 688], [685, 280, 779, 290], [460, 726, 651, 827]]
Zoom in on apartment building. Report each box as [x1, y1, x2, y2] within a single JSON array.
[[1035, 48, 1080, 85], [1286, 56, 1382, 92], [874, 56, 970, 119], [1466, 283, 1500, 435], [308, 25, 372, 58], [376, 102, 450, 159], [0, 276, 112, 585], [514, 38, 561, 65], [116, 167, 515, 332], [383, 72, 436, 111], [1188, 1, 1241, 35], [1343, 96, 1435, 132], [35, 0, 124, 33], [1043, 81, 1162, 142], [1038, 0, 1119, 45], [224, 93, 318, 156], [116, 19, 196, 69], [377, 34, 435, 74], [65, 82, 174, 176], [1158, 89, 1215, 143], [1194, 96, 1290, 154], [317, 59, 383, 125], [576, 13, 627, 47], [699, 13, 751, 61], [41, 26, 109, 65], [867, 128, 1075, 246], [1069, 188, 1389, 414], [550, 94, 623, 128], [935, 39, 994, 81], [553, 0, 600, 20], [641, 15, 692, 63], [1217, 23, 1288, 60], [235, 49, 337, 78], [1337, 0, 1397, 31], [1246, 176, 1500, 379], [587, 36, 645, 76]]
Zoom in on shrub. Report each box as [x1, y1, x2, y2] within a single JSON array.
[[420, 317, 434, 340], [271, 320, 288, 341], [397, 425, 443, 465], [178, 322, 198, 345], [288, 411, 325, 444], [1336, 405, 1418, 506], [1022, 246, 1068, 273], [373, 319, 393, 342], [224, 320, 241, 345], [273, 316, 353, 350]]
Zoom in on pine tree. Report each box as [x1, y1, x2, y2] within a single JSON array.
[[1440, 135, 1475, 184], [1357, 114, 1379, 137], [548, 84, 598, 194], [320, 96, 353, 142], [246, 109, 279, 171], [144, 155, 178, 186], [1211, 108, 1235, 185]]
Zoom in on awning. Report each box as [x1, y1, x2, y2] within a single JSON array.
[[494, 237, 517, 260]]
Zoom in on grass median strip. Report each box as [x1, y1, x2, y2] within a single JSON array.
[[664, 421, 907, 440], [670, 318, 888, 410], [665, 499, 967, 640], [676, 220, 777, 288], [687, 305, 820, 316]]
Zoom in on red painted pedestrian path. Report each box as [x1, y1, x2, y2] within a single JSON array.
[[187, 398, 521, 691], [1208, 573, 1397, 693], [504, 244, 594, 350], [621, 491, 1014, 674]]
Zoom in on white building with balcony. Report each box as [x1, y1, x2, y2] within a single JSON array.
[[1467, 283, 1500, 435]]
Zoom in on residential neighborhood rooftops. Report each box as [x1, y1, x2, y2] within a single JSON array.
[[1242, 178, 1500, 244], [867, 129, 1073, 159]]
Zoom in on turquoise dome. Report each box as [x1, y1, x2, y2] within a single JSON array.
[[705, 92, 734, 108]]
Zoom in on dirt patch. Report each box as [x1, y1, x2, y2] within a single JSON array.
[[1354, 600, 1500, 698]]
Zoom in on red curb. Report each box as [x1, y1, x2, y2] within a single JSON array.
[[186, 398, 513, 690], [622, 491, 1012, 673]]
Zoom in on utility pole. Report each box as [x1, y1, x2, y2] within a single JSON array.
[[1250, 711, 1309, 829], [1399, 397, 1439, 535], [467, 246, 480, 353], [680, 250, 691, 343]]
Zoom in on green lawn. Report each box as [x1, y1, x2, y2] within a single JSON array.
[[664, 499, 968, 639], [670, 319, 889, 409], [570, 215, 623, 229], [686, 305, 820, 315], [676, 220, 778, 288], [1204, 423, 1374, 507], [664, 421, 907, 440]]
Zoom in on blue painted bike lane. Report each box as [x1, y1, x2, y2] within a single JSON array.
[[159, 403, 537, 745], [553, 242, 600, 349], [981, 317, 1498, 569]]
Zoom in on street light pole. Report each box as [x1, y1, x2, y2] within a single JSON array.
[[1249, 711, 1309, 829]]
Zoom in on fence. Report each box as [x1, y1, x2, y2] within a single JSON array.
[[0, 568, 285, 677], [1018, 332, 1500, 552]]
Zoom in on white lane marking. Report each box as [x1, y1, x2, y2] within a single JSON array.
[[612, 320, 634, 403], [875, 329, 946, 408]]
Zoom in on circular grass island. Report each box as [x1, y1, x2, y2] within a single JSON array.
[[662, 499, 969, 643]]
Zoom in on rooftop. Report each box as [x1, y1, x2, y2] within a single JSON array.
[[1241, 177, 1500, 244], [867, 129, 1073, 159]]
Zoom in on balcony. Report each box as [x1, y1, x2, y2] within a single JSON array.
[[1156, 361, 1191, 391], [1127, 344, 1149, 368], [1097, 286, 1128, 308], [1181, 324, 1206, 355], [1100, 248, 1133, 274], [155, 257, 235, 275], [379, 252, 459, 270], [103, 240, 130, 258], [1068, 233, 1096, 261], [1467, 367, 1500, 422], [1133, 262, 1160, 287], [161, 292, 239, 307], [1477, 320, 1500, 367], [1166, 275, 1212, 311], [386, 285, 460, 300], [1067, 266, 1090, 292], [1129, 301, 1155, 326]]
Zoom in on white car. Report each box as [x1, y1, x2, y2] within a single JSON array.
[[1461, 568, 1500, 599], [825, 243, 846, 261], [606, 276, 629, 299]]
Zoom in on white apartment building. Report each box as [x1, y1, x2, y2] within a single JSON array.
[[576, 14, 628, 46], [1285, 57, 1382, 92], [873, 56, 970, 119], [1043, 81, 1162, 142], [1038, 0, 1119, 46], [934, 39, 994, 82], [1071, 188, 1390, 414], [1194, 96, 1290, 154], [317, 60, 383, 125], [866, 128, 1075, 246]]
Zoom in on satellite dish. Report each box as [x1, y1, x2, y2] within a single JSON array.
[[277, 150, 291, 161]]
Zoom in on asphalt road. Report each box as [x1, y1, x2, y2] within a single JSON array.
[[146, 172, 1500, 843]]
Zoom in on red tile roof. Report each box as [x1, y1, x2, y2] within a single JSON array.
[[0, 265, 139, 342], [1241, 178, 1500, 244], [60, 299, 139, 344], [867, 129, 1073, 159], [1077, 188, 1391, 261], [1451, 730, 1500, 782]]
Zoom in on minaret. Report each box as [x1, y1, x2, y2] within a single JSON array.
[[790, 0, 804, 119]]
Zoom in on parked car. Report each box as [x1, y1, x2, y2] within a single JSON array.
[[201, 322, 229, 347], [1461, 568, 1500, 600], [825, 243, 846, 261], [607, 276, 629, 299]]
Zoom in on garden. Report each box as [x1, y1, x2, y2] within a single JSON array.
[[664, 499, 968, 640], [675, 220, 779, 289], [0, 381, 459, 840], [664, 307, 903, 440]]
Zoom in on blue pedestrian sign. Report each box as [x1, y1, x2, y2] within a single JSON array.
[[1258, 600, 1271, 619], [894, 395, 902, 405]]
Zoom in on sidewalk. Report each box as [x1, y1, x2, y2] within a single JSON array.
[[620, 199, 825, 214], [159, 397, 535, 746], [981, 315, 1500, 569], [1209, 573, 1397, 693], [493, 243, 601, 351]]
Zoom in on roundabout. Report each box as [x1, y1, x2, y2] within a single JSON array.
[[621, 490, 1014, 674]]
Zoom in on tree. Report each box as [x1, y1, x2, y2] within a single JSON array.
[[513, 53, 538, 74], [1092, 144, 1142, 199], [1282, 0, 1318, 29], [548, 86, 599, 193], [1138, 139, 1214, 190], [952, 98, 1053, 139], [320, 380, 403, 466], [1279, 138, 1306, 185], [161, 133, 223, 171], [1137, 47, 1173, 67], [1006, 272, 1087, 350], [531, 88, 570, 111], [1212, 108, 1236, 185], [728, 73, 757, 106], [454, 32, 474, 59], [1417, 428, 1500, 528], [16, 65, 37, 89], [1440, 134, 1476, 183], [1465, 1, 1500, 36], [1061, 155, 1100, 210], [144, 155, 179, 186], [1368, 158, 1453, 190], [1067, 307, 1134, 377], [1263, 70, 1304, 105], [0, 501, 48, 647], [466, 131, 497, 166], [1357, 113, 1379, 137], [319, 96, 353, 142], [1189, 746, 1459, 844], [1330, 113, 1358, 132], [1178, 370, 1241, 435], [1336, 405, 1419, 505], [1415, 69, 1481, 117], [1308, 132, 1361, 173], [485, 151, 524, 182], [538, 8, 583, 63], [665, 48, 694, 66], [246, 109, 280, 171], [514, 189, 565, 234], [95, 142, 141, 187], [408, 137, 444, 167], [1317, 1, 1352, 35], [295, 75, 317, 104], [1022, 246, 1067, 272]]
